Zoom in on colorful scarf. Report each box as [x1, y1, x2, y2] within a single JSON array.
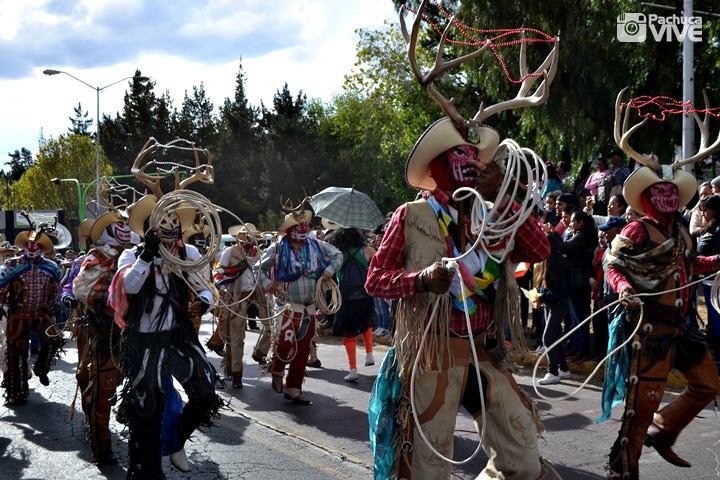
[[427, 195, 500, 315], [0, 254, 62, 288], [274, 237, 329, 282]]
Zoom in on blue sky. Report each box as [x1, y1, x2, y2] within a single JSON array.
[[0, 0, 397, 160]]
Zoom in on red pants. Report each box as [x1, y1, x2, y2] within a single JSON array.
[[272, 308, 315, 394]]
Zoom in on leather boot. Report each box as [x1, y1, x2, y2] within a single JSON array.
[[644, 425, 690, 467]]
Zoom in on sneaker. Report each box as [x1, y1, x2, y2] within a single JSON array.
[[535, 345, 546, 354], [344, 369, 359, 382], [374, 328, 389, 337], [538, 372, 561, 385], [559, 369, 571, 379], [365, 352, 375, 366]]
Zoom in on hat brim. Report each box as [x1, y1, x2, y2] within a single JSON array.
[[623, 166, 697, 215], [15, 231, 53, 254], [406, 117, 500, 190], [228, 223, 260, 238], [128, 194, 158, 237], [89, 211, 127, 243], [278, 210, 313, 234], [182, 224, 211, 244]]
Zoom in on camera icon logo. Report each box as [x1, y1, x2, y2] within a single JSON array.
[[617, 13, 647, 42]]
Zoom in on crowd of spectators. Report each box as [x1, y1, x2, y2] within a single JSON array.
[[530, 151, 720, 384]]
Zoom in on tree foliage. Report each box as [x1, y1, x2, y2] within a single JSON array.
[[11, 135, 112, 219]]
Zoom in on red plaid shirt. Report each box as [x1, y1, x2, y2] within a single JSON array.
[[365, 189, 550, 336]]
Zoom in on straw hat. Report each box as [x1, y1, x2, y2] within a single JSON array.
[[406, 117, 500, 190], [623, 165, 697, 215], [175, 201, 196, 230], [78, 218, 94, 250], [182, 224, 211, 244], [278, 210, 312, 234], [15, 230, 53, 254], [228, 223, 260, 240], [127, 194, 158, 236], [89, 211, 129, 243]]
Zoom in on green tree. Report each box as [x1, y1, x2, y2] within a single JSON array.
[[11, 135, 112, 220], [6, 148, 34, 182], [68, 102, 93, 136]]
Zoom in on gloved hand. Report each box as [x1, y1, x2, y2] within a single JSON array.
[[63, 296, 78, 309], [140, 229, 162, 262], [414, 261, 453, 294]]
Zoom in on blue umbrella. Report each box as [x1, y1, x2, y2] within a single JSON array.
[[310, 187, 384, 230]]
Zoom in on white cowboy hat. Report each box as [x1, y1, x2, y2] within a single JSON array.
[[182, 224, 211, 244], [278, 210, 312, 235], [406, 117, 500, 190], [623, 165, 697, 215], [78, 218, 94, 250], [127, 194, 158, 237], [15, 230, 53, 254], [228, 223, 260, 240], [89, 211, 129, 243]]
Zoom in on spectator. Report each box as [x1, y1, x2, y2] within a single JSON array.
[[541, 163, 563, 199], [696, 194, 720, 366], [587, 194, 628, 227], [608, 150, 631, 196], [551, 210, 598, 362], [584, 156, 612, 214], [544, 192, 560, 226], [689, 181, 713, 238], [326, 227, 376, 382], [554, 193, 577, 237], [624, 205, 641, 223], [592, 216, 627, 361], [711, 175, 720, 195]]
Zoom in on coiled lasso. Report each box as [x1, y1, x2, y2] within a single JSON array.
[[409, 139, 548, 465], [532, 271, 720, 402]]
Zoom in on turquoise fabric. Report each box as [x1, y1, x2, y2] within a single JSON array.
[[368, 347, 401, 480], [596, 309, 631, 423]]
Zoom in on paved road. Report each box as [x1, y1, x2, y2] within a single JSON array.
[[2, 316, 720, 479]]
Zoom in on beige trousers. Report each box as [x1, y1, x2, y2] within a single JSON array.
[[404, 341, 542, 479]]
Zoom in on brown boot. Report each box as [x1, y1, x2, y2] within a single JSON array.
[[644, 425, 690, 468], [271, 373, 283, 394]]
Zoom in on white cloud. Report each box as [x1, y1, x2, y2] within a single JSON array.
[[0, 0, 397, 162]]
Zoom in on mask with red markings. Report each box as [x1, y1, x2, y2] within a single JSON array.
[[24, 240, 41, 259], [288, 223, 309, 243], [648, 182, 679, 213]]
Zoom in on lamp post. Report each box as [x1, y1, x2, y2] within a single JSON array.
[[51, 172, 176, 222], [42, 69, 149, 207]]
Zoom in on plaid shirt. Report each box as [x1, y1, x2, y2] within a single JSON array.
[[366, 189, 550, 336], [0, 257, 60, 312]]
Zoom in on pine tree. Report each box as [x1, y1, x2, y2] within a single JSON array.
[[68, 102, 93, 136]]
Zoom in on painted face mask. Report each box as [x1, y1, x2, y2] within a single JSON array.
[[289, 223, 309, 243], [158, 212, 180, 246], [24, 240, 42, 259], [649, 182, 679, 213], [446, 144, 482, 187]]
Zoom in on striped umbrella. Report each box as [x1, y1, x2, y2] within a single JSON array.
[[309, 187, 384, 231]]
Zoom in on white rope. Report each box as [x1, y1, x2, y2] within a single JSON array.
[[408, 141, 547, 465], [532, 271, 720, 401]]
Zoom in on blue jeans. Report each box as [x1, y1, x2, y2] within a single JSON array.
[[373, 297, 390, 330], [568, 288, 591, 355]]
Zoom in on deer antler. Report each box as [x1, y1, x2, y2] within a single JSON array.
[[614, 87, 659, 171], [177, 144, 214, 190], [98, 180, 118, 213], [400, 0, 490, 136], [281, 196, 311, 214], [672, 90, 720, 170], [131, 138, 164, 198], [473, 33, 560, 126]]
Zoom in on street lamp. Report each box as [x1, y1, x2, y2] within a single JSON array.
[[43, 69, 149, 208]]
